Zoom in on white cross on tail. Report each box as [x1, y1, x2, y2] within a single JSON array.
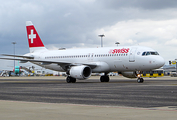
[[29, 29, 36, 43]]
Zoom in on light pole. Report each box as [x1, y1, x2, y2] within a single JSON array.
[[12, 42, 16, 69], [98, 34, 105, 47], [115, 41, 120, 47]]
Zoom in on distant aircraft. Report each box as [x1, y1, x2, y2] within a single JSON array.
[[0, 21, 165, 83], [13, 66, 22, 75]]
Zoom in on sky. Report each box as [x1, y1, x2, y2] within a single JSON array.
[[1, 0, 177, 70]]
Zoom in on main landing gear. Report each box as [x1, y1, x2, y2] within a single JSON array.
[[100, 73, 110, 82], [66, 76, 76, 83]]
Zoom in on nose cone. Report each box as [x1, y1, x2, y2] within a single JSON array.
[[156, 56, 165, 68]]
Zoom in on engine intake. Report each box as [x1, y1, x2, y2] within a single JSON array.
[[69, 65, 92, 80]]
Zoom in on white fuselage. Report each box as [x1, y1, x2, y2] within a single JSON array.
[[26, 46, 165, 73]]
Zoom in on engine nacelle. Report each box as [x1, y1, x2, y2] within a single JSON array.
[[119, 71, 137, 78], [69, 65, 92, 80]]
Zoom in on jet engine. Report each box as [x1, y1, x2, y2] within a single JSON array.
[[119, 71, 137, 78], [69, 65, 92, 80]]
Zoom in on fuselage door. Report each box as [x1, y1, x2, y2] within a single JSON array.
[[88, 53, 94, 61], [129, 48, 137, 62]]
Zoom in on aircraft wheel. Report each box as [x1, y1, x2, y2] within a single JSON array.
[[140, 78, 144, 83], [137, 78, 144, 83], [71, 78, 76, 83], [66, 76, 72, 83], [100, 76, 104, 82], [100, 76, 110, 82], [66, 76, 76, 83], [104, 76, 110, 82]]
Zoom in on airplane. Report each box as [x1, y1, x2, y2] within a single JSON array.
[[0, 21, 165, 83]]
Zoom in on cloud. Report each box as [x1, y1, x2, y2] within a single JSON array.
[[1, 0, 177, 70], [94, 19, 177, 62], [64, 13, 71, 17], [165, 39, 177, 46], [95, 19, 177, 45], [97, 0, 177, 10]]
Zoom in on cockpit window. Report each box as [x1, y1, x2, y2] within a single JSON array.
[[142, 52, 146, 56], [142, 51, 159, 56], [146, 52, 150, 55], [150, 52, 159, 55]]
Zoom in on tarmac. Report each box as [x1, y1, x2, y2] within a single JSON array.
[[0, 76, 177, 120]]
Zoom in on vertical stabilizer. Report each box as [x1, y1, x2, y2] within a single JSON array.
[[26, 21, 47, 53]]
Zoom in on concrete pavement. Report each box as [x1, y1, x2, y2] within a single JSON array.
[[0, 100, 176, 120]]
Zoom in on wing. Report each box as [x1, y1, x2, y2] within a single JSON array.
[[0, 57, 97, 70], [1, 54, 34, 59]]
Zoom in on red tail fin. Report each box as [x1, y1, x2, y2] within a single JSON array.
[[26, 21, 47, 52]]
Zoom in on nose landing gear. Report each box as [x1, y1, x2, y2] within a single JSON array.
[[137, 77, 144, 83], [137, 73, 144, 83]]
